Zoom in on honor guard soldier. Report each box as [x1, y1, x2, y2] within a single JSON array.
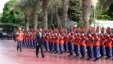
[[31, 30, 36, 48], [43, 32, 49, 51], [53, 33, 59, 53], [74, 33, 79, 58], [111, 33, 113, 60], [59, 33, 64, 53], [48, 31, 54, 52], [86, 33, 94, 60], [16, 27, 24, 52], [105, 27, 112, 59], [80, 33, 86, 59], [100, 27, 106, 58], [68, 31, 74, 56], [63, 33, 68, 52], [93, 33, 100, 61]]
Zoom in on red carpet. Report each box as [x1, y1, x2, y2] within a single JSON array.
[[0, 40, 112, 64]]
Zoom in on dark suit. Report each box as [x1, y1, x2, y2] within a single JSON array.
[[0, 33, 2, 39], [36, 32, 44, 58]]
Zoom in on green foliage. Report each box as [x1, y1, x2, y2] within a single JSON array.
[[77, 21, 84, 27], [0, 14, 2, 22], [96, 3, 113, 20], [0, 23, 18, 33], [1, 0, 25, 25], [68, 0, 82, 22], [1, 0, 113, 29], [99, 0, 113, 11], [106, 3, 113, 20]]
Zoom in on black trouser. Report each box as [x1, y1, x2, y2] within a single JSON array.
[[87, 46, 93, 58], [49, 42, 53, 52], [0, 35, 3, 39], [74, 45, 79, 56], [44, 41, 48, 51], [100, 46, 105, 57], [36, 45, 44, 57], [68, 42, 73, 55], [17, 41, 22, 52], [80, 45, 86, 58], [105, 47, 112, 58], [54, 43, 58, 53], [64, 42, 68, 52]]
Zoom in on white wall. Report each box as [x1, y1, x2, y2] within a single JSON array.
[[91, 20, 113, 28]]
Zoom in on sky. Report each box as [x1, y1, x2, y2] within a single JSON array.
[[0, 0, 9, 13]]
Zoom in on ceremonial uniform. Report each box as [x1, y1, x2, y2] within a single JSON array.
[[43, 33, 49, 51], [86, 34, 93, 60], [74, 33, 79, 57], [63, 34, 68, 52], [29, 32, 33, 47], [16, 30, 24, 52], [80, 33, 86, 59], [23, 32, 26, 47], [53, 33, 59, 53], [48, 33, 54, 52], [100, 34, 106, 58], [59, 33, 64, 53], [111, 34, 113, 59], [68, 32, 74, 56], [51, 33, 55, 52], [112, 35, 113, 59], [105, 34, 112, 59], [26, 32, 30, 47], [93, 34, 100, 61], [31, 32, 36, 48]]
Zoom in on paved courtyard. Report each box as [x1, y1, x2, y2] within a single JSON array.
[[0, 40, 112, 64]]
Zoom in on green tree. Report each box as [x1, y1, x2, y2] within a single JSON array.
[[99, 0, 113, 11], [42, 0, 49, 29], [30, 0, 41, 30], [48, 0, 62, 28], [82, 0, 91, 32], [96, 2, 113, 20], [68, 0, 82, 22], [0, 13, 2, 22], [61, 0, 69, 28], [15, 0, 41, 30], [1, 0, 24, 25], [106, 3, 113, 20]]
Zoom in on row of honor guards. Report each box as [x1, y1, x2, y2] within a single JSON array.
[[15, 29, 36, 48], [15, 27, 113, 61]]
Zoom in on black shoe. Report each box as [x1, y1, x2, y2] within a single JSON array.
[[80, 57, 84, 59], [59, 52, 63, 54], [42, 55, 45, 58], [105, 57, 110, 59], [68, 54, 72, 57], [20, 50, 22, 52], [99, 56, 103, 59], [93, 58, 99, 61], [50, 50, 53, 53], [36, 55, 38, 58], [74, 55, 78, 58], [64, 51, 66, 52], [17, 48, 19, 51], [54, 51, 58, 53], [87, 57, 91, 60]]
